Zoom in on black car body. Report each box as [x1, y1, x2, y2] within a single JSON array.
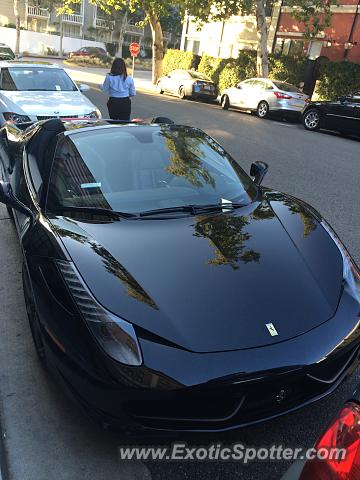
[[302, 92, 360, 136], [0, 118, 360, 433], [157, 69, 218, 101]]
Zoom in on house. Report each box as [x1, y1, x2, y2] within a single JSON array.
[[180, 1, 360, 63], [0, 1, 178, 56]]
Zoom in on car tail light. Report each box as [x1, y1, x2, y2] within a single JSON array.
[[274, 91, 292, 100], [300, 402, 360, 480]]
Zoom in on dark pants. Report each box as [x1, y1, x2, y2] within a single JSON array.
[[107, 97, 131, 121]]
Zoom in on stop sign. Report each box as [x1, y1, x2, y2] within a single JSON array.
[[129, 42, 140, 57]]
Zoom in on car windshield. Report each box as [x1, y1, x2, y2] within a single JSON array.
[[2, 67, 77, 91], [273, 81, 302, 93], [0, 47, 15, 59], [188, 72, 212, 81], [47, 126, 258, 215]]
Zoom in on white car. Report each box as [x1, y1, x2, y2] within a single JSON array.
[[0, 62, 101, 125], [220, 78, 309, 118]]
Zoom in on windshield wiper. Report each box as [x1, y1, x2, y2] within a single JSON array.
[[139, 203, 245, 217], [52, 206, 136, 219]]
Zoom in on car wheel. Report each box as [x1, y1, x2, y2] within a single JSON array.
[[257, 101, 269, 118], [178, 86, 186, 99], [22, 263, 46, 365], [303, 109, 321, 131], [156, 81, 163, 94], [221, 95, 230, 110]]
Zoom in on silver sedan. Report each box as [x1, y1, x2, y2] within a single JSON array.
[[220, 78, 309, 118], [157, 69, 218, 101]]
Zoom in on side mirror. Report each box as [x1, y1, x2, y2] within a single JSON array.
[[236, 84, 242, 89], [0, 181, 34, 225], [250, 161, 269, 185], [78, 83, 90, 92]]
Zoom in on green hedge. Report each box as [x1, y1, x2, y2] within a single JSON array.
[[317, 61, 360, 100], [198, 51, 257, 90], [198, 50, 306, 91], [163, 49, 200, 75], [197, 54, 228, 85], [268, 54, 307, 86], [163, 49, 360, 99]]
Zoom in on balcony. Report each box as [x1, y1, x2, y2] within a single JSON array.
[[124, 23, 144, 35], [95, 17, 115, 29], [27, 5, 50, 19], [61, 13, 83, 24]]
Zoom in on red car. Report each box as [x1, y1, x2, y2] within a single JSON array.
[[68, 47, 107, 59]]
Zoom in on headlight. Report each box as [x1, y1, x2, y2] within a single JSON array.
[[3, 112, 31, 124], [321, 221, 360, 303], [58, 261, 142, 366], [84, 110, 101, 119]]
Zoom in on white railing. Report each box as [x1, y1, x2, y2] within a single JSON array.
[[27, 5, 50, 19], [62, 13, 83, 24], [124, 23, 144, 35], [163, 31, 171, 41], [95, 17, 115, 29]]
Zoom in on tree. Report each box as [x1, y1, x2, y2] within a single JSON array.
[[184, 0, 336, 78], [286, 0, 336, 39], [13, 0, 21, 54], [42, 0, 66, 56], [60, 0, 186, 83], [184, 0, 270, 77]]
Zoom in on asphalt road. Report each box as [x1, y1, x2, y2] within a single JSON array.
[[0, 86, 359, 480]]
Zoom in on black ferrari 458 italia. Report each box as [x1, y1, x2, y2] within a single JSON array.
[[0, 117, 359, 433]]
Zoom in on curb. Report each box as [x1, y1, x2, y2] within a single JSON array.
[[0, 387, 9, 480]]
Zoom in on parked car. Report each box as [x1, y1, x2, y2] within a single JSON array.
[[281, 383, 360, 479], [0, 43, 16, 61], [220, 78, 309, 118], [68, 46, 107, 59], [157, 69, 218, 101], [0, 117, 359, 433], [0, 62, 101, 125], [302, 92, 360, 136]]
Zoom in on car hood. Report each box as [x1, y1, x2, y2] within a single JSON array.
[[50, 192, 343, 353], [0, 90, 96, 117]]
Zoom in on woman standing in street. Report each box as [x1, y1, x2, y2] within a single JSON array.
[[102, 58, 136, 121]]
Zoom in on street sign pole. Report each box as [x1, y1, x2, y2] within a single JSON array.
[[129, 42, 140, 78]]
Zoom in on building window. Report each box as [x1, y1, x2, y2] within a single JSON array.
[[274, 38, 305, 56], [184, 38, 200, 54]]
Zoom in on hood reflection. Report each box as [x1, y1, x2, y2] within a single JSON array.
[[269, 193, 318, 238], [194, 203, 274, 269], [53, 224, 158, 310]]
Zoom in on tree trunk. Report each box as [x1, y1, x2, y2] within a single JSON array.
[[256, 0, 269, 78], [148, 13, 164, 84], [59, 15, 63, 57], [13, 0, 20, 54], [117, 11, 128, 57]]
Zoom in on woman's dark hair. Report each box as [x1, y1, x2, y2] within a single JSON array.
[[110, 58, 128, 77]]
